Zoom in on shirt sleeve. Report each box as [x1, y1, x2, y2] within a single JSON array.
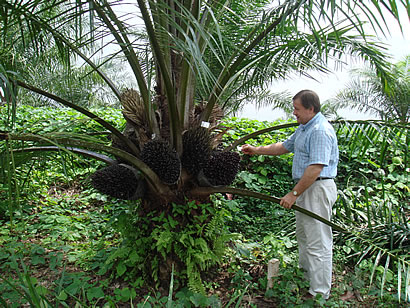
[[308, 130, 333, 166], [283, 131, 297, 153]]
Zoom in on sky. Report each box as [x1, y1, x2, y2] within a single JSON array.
[[237, 4, 410, 122]]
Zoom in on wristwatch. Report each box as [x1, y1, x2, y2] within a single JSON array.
[[292, 190, 298, 196]]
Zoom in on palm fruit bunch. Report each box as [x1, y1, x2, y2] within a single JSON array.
[[111, 128, 140, 163], [181, 127, 212, 176], [140, 139, 181, 184], [203, 151, 240, 186], [91, 164, 142, 200]]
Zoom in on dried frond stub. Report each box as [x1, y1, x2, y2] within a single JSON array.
[[120, 89, 145, 127]]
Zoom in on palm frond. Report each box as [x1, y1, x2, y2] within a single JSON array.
[[189, 186, 346, 232], [137, 0, 181, 150], [331, 57, 409, 122], [15, 80, 140, 156], [223, 89, 293, 117], [202, 1, 299, 120], [335, 120, 409, 165], [1, 131, 171, 196], [89, 1, 154, 119], [2, 1, 121, 99], [10, 146, 116, 164]]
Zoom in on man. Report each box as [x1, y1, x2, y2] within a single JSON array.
[[241, 89, 339, 300]]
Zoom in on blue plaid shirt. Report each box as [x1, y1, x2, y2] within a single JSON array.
[[283, 112, 339, 180]]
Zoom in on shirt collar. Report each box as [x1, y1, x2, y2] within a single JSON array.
[[300, 112, 322, 131]]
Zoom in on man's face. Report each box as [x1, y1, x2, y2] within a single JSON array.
[[293, 98, 315, 125]]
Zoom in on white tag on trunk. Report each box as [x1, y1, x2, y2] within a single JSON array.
[[201, 121, 210, 128]]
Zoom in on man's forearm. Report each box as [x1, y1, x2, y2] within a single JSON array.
[[293, 164, 324, 196], [255, 142, 289, 156]]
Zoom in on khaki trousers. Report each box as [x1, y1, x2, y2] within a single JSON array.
[[295, 179, 337, 299]]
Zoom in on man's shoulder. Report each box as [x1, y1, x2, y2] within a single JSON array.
[[312, 114, 334, 131], [310, 119, 337, 141]]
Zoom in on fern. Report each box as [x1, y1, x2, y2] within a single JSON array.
[[154, 229, 174, 258], [109, 199, 235, 293], [187, 260, 205, 294], [204, 208, 227, 240]]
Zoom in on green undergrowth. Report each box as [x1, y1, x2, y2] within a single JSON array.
[[0, 106, 408, 307]]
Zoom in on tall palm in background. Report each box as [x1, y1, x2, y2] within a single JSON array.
[[253, 90, 345, 120], [331, 56, 409, 122], [0, 0, 408, 289], [0, 5, 130, 107]]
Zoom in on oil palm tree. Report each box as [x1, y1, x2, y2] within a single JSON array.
[[0, 0, 408, 290], [331, 56, 410, 122]]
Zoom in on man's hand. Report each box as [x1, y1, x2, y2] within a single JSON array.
[[280, 192, 297, 209], [241, 144, 257, 155]]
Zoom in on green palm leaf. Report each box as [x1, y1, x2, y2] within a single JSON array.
[[331, 56, 410, 122]]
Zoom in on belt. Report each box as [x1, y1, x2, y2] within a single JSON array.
[[294, 177, 334, 183]]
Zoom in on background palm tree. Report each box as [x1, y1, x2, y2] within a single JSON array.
[[0, 5, 131, 108], [0, 0, 408, 289], [330, 56, 409, 122], [250, 89, 345, 120]]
